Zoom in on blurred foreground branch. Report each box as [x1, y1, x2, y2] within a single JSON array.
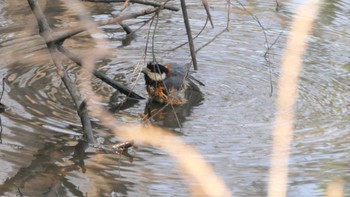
[[50, 7, 159, 43], [27, 0, 95, 144], [267, 1, 320, 197]]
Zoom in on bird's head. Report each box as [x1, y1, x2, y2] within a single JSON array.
[[142, 62, 170, 82]]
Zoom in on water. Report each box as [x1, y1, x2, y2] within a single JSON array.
[[0, 0, 349, 196]]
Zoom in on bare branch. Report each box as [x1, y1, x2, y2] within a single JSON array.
[[180, 0, 198, 70]]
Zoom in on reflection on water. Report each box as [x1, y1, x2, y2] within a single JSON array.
[[0, 0, 349, 196], [145, 89, 204, 129]]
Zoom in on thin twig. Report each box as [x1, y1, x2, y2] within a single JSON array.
[[0, 77, 5, 101], [0, 77, 4, 144], [14, 183, 23, 197], [0, 117, 2, 144], [167, 17, 209, 51], [151, 13, 159, 62], [143, 14, 157, 64], [234, 0, 283, 96], [143, 0, 171, 63], [265, 31, 283, 96], [129, 18, 153, 35], [196, 28, 227, 54], [201, 0, 214, 28], [226, 0, 231, 30], [275, 0, 281, 12], [194, 0, 231, 54]]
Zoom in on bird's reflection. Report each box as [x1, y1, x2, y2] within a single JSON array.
[[144, 89, 204, 129]]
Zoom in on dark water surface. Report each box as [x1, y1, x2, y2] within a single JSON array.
[[0, 0, 349, 196]]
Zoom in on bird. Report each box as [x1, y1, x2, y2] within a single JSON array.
[[142, 62, 204, 105]]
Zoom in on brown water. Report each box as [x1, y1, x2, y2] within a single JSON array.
[[0, 0, 349, 196]]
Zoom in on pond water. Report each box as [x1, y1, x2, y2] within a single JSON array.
[[0, 0, 349, 196]]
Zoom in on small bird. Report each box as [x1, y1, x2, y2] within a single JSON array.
[[142, 62, 204, 105]]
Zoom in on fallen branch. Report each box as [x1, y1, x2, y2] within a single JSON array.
[[27, 0, 95, 144]]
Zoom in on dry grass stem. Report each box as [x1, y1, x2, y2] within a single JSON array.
[[267, 1, 320, 197], [326, 179, 344, 197]]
